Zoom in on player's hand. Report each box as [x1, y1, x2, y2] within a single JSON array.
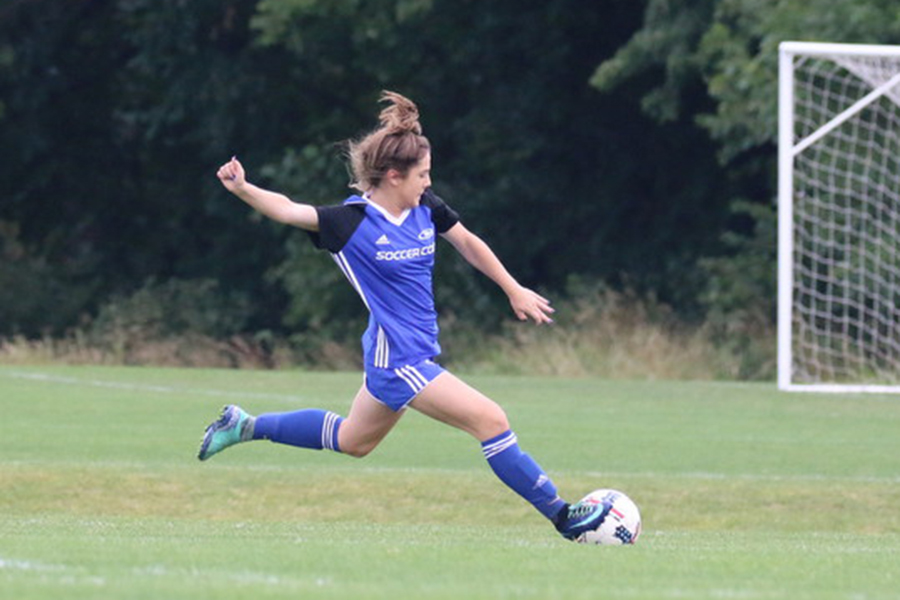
[[509, 286, 555, 325], [216, 156, 246, 192]]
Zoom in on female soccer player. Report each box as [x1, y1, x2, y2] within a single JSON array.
[[198, 91, 604, 540]]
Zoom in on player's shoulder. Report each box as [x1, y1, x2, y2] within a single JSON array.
[[317, 197, 367, 227], [308, 196, 367, 252], [419, 188, 460, 233], [420, 188, 447, 209]]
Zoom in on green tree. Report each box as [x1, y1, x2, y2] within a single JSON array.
[[17, 0, 884, 356], [592, 0, 900, 350], [0, 0, 301, 335], [0, 0, 125, 334], [594, 0, 900, 159], [0, 0, 741, 342]]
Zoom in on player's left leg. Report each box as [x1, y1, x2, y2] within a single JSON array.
[[198, 384, 403, 461], [198, 402, 347, 460], [197, 405, 256, 460], [409, 371, 567, 522], [335, 384, 405, 458]]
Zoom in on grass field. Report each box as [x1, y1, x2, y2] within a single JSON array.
[[2, 365, 899, 599]]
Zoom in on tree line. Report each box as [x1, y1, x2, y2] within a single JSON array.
[[2, 0, 899, 368]]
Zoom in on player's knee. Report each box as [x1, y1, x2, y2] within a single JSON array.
[[341, 439, 377, 458], [478, 403, 510, 440]]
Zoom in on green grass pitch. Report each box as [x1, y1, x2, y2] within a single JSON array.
[[2, 365, 899, 599]]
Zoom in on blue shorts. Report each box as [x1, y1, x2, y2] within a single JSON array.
[[365, 359, 446, 412]]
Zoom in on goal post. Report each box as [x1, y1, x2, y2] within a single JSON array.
[[778, 41, 900, 393]]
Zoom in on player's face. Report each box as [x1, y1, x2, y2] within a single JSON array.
[[398, 152, 432, 207]]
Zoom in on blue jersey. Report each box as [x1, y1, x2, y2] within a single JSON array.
[[308, 189, 459, 370]]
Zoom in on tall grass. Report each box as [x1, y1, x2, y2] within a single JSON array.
[[0, 289, 775, 380], [0, 333, 294, 369], [444, 288, 774, 380]]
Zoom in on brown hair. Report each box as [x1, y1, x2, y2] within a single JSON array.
[[347, 91, 431, 192]]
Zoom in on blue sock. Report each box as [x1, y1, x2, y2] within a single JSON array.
[[253, 409, 343, 453], [482, 430, 567, 520]]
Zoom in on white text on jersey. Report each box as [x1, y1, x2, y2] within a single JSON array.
[[375, 243, 436, 261]]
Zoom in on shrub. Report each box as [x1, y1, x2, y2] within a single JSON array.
[[86, 278, 262, 366], [0, 221, 95, 337]]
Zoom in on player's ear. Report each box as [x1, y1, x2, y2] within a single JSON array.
[[385, 168, 404, 186]]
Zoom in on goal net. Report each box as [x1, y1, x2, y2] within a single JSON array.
[[779, 42, 900, 393]]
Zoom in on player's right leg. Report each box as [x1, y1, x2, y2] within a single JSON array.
[[552, 498, 614, 541], [409, 370, 610, 540], [410, 371, 568, 521]]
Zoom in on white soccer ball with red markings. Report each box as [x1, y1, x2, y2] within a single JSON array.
[[576, 488, 642, 545]]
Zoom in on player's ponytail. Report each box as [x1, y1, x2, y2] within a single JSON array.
[[348, 91, 430, 192], [378, 91, 423, 135]]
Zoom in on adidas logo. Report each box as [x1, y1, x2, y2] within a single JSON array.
[[375, 234, 391, 245]]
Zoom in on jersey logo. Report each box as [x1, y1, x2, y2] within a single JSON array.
[[375, 234, 391, 245], [375, 243, 436, 261], [418, 228, 434, 241]]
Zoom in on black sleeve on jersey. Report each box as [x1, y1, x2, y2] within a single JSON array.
[[306, 204, 366, 253], [421, 188, 460, 233]]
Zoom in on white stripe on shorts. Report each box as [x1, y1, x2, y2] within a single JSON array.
[[394, 365, 428, 395], [375, 327, 390, 368]]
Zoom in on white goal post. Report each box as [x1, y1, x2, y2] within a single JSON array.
[[779, 41, 900, 393]]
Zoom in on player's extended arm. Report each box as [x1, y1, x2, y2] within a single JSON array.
[[442, 223, 554, 324], [216, 156, 319, 231]]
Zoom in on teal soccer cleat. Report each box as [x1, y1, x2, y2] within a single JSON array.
[[554, 497, 613, 542], [197, 405, 254, 461]]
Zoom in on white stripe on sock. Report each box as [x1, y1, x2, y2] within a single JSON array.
[[322, 411, 339, 451], [482, 431, 515, 452], [482, 432, 518, 460]]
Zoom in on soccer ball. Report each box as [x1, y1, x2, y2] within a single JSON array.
[[575, 489, 642, 545]]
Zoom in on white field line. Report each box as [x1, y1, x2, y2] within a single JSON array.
[[2, 370, 306, 403], [582, 470, 900, 485], [0, 557, 66, 572], [4, 456, 900, 485], [0, 555, 291, 588]]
